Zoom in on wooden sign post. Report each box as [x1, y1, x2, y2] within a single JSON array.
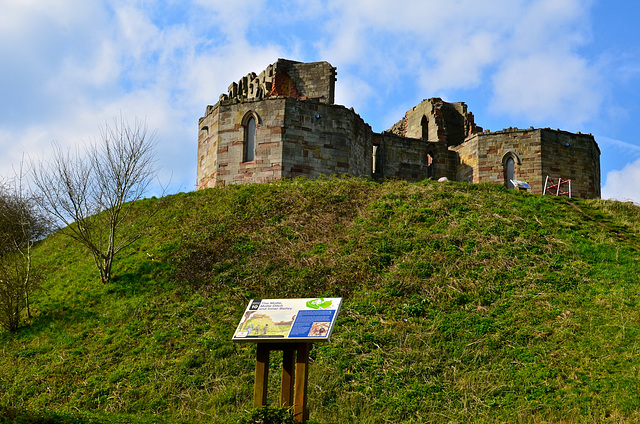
[[293, 342, 311, 422], [253, 342, 311, 422], [234, 298, 342, 424]]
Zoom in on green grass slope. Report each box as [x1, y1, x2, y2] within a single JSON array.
[[2, 177, 640, 423]]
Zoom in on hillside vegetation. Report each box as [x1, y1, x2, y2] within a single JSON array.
[[1, 177, 640, 423]]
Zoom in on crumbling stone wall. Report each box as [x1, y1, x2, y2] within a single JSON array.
[[440, 102, 472, 146], [389, 98, 480, 145], [454, 128, 544, 190], [197, 59, 601, 199], [282, 61, 337, 104], [219, 59, 336, 106], [197, 59, 363, 188], [404, 99, 446, 141], [197, 59, 339, 188], [374, 134, 454, 182]]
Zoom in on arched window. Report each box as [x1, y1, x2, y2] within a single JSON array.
[[502, 152, 521, 189], [421, 115, 429, 140], [504, 156, 515, 189], [244, 116, 256, 162]]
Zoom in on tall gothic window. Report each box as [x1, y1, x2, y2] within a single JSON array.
[[244, 116, 256, 162], [421, 115, 429, 140]]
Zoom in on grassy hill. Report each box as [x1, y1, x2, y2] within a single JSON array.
[[1, 177, 640, 423]]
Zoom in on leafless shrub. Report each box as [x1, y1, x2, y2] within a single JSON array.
[[0, 165, 49, 331], [32, 117, 159, 284]]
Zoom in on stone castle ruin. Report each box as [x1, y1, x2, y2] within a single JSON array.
[[197, 59, 601, 198]]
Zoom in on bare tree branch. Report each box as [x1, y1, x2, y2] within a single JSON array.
[[32, 116, 159, 284], [0, 161, 49, 331]]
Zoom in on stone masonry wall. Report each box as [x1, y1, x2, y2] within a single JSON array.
[[440, 102, 468, 146], [219, 59, 336, 106], [453, 134, 477, 184], [540, 129, 601, 199], [402, 100, 442, 141], [374, 133, 454, 182], [453, 128, 600, 198], [197, 104, 219, 190], [283, 61, 336, 104], [197, 98, 288, 188], [281, 99, 372, 179], [198, 60, 600, 198], [391, 99, 444, 142], [454, 129, 544, 192], [390, 98, 479, 146]]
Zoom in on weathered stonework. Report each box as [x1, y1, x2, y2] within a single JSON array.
[[219, 59, 336, 106], [389, 98, 481, 145], [281, 99, 371, 179], [373, 134, 456, 182], [453, 128, 601, 198], [197, 59, 601, 199]]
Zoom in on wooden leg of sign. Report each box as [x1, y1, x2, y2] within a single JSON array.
[[293, 343, 311, 423], [254, 344, 270, 407], [281, 348, 295, 407]]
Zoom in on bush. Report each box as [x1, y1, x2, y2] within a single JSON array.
[[236, 406, 296, 424]]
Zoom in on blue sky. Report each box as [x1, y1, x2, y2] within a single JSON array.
[[2, 0, 640, 202]]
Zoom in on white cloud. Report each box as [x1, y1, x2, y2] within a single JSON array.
[[508, 0, 593, 51], [0, 1, 112, 122], [0, 0, 99, 34], [311, 0, 604, 129], [0, 0, 292, 194], [114, 5, 161, 60], [192, 0, 268, 36], [0, 0, 634, 198], [180, 39, 283, 112], [489, 53, 602, 125], [419, 31, 501, 91], [483, 0, 602, 126], [602, 158, 640, 204], [334, 75, 376, 117]]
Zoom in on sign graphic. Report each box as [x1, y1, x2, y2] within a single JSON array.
[[232, 298, 342, 342]]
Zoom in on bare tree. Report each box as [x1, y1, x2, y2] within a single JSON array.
[[32, 117, 159, 284], [0, 166, 49, 332]]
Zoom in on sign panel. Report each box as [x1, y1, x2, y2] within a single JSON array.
[[232, 298, 342, 342], [511, 179, 531, 189]]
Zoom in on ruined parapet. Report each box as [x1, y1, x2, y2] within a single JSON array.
[[431, 99, 447, 142], [388, 116, 407, 137], [197, 59, 366, 189], [464, 111, 482, 138], [386, 98, 480, 145], [219, 59, 337, 105]]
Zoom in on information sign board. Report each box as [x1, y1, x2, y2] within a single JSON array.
[[232, 298, 342, 342]]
